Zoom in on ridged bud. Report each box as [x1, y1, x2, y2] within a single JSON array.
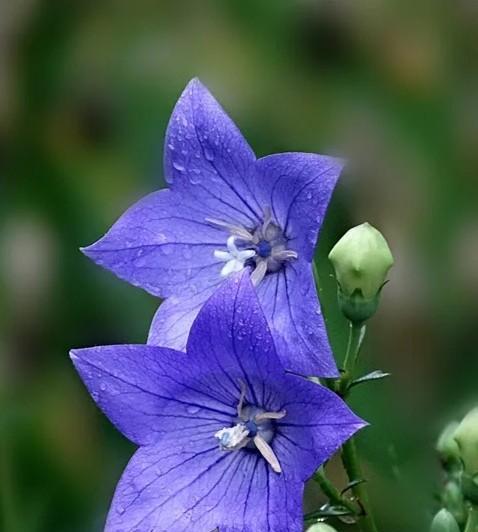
[[307, 524, 338, 532], [430, 509, 460, 532], [329, 223, 394, 323], [442, 481, 466, 525], [436, 422, 461, 466], [454, 408, 478, 477]]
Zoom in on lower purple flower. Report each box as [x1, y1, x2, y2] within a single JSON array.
[[71, 272, 365, 532]]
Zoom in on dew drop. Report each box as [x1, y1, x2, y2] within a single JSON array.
[[204, 147, 215, 162], [189, 169, 201, 185], [187, 405, 200, 415], [173, 161, 185, 172], [117, 505, 125, 515]]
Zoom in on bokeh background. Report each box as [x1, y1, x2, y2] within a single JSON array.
[[1, 1, 477, 530]]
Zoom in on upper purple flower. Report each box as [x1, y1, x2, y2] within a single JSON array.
[[83, 78, 344, 376], [71, 272, 365, 532]]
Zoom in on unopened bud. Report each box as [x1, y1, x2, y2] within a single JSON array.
[[442, 481, 466, 526], [436, 422, 461, 466], [329, 223, 394, 323], [430, 509, 460, 532], [307, 524, 338, 532], [454, 407, 478, 477]]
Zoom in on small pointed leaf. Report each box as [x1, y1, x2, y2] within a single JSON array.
[[341, 478, 366, 495], [349, 370, 391, 389]]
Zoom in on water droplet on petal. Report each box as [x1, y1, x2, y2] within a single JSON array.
[[204, 147, 215, 162], [189, 169, 201, 185], [187, 405, 201, 415], [173, 161, 185, 172]]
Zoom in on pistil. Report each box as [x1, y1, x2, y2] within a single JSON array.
[[214, 384, 286, 474]]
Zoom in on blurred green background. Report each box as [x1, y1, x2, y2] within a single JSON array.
[[1, 1, 477, 530]]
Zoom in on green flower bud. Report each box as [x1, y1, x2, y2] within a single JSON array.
[[454, 408, 478, 477], [430, 509, 460, 532], [328, 223, 394, 323], [442, 481, 466, 525], [307, 524, 338, 532], [436, 422, 461, 465]]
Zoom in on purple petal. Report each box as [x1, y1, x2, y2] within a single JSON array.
[[70, 345, 236, 446], [275, 376, 367, 481], [82, 189, 224, 297], [147, 281, 221, 350], [186, 271, 285, 409], [106, 436, 304, 532], [257, 260, 339, 377], [254, 152, 343, 261], [165, 78, 261, 227]]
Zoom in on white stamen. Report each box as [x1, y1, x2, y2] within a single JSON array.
[[253, 435, 282, 473], [206, 218, 254, 241], [214, 236, 256, 277], [215, 424, 250, 450], [254, 410, 287, 423], [272, 249, 298, 261], [250, 260, 268, 286]]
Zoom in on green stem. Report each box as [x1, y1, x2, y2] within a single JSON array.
[[312, 261, 321, 291], [339, 322, 379, 532], [465, 505, 478, 532], [342, 438, 378, 532], [339, 322, 366, 396], [312, 265, 378, 531], [313, 467, 357, 515]]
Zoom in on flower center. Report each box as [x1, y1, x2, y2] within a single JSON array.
[[256, 240, 272, 258], [214, 384, 286, 473], [209, 208, 298, 285]]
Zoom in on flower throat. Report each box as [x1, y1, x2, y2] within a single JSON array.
[[210, 207, 298, 285]]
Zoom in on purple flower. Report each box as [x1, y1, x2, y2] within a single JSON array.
[[83, 78, 344, 376], [71, 273, 365, 532]]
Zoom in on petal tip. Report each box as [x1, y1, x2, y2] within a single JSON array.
[[80, 242, 97, 258]]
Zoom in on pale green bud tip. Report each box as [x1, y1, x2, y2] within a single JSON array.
[[306, 524, 338, 532], [328, 222, 394, 299], [436, 421, 461, 464], [430, 509, 460, 532], [454, 407, 478, 476]]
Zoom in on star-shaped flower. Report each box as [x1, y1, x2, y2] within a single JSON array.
[[83, 78, 344, 376], [70, 272, 365, 532]]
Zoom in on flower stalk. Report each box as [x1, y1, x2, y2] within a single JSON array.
[[339, 322, 366, 397], [313, 467, 357, 515], [338, 322, 379, 532]]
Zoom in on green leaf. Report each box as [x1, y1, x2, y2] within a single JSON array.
[[341, 478, 366, 495], [318, 504, 354, 517], [349, 370, 391, 389]]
